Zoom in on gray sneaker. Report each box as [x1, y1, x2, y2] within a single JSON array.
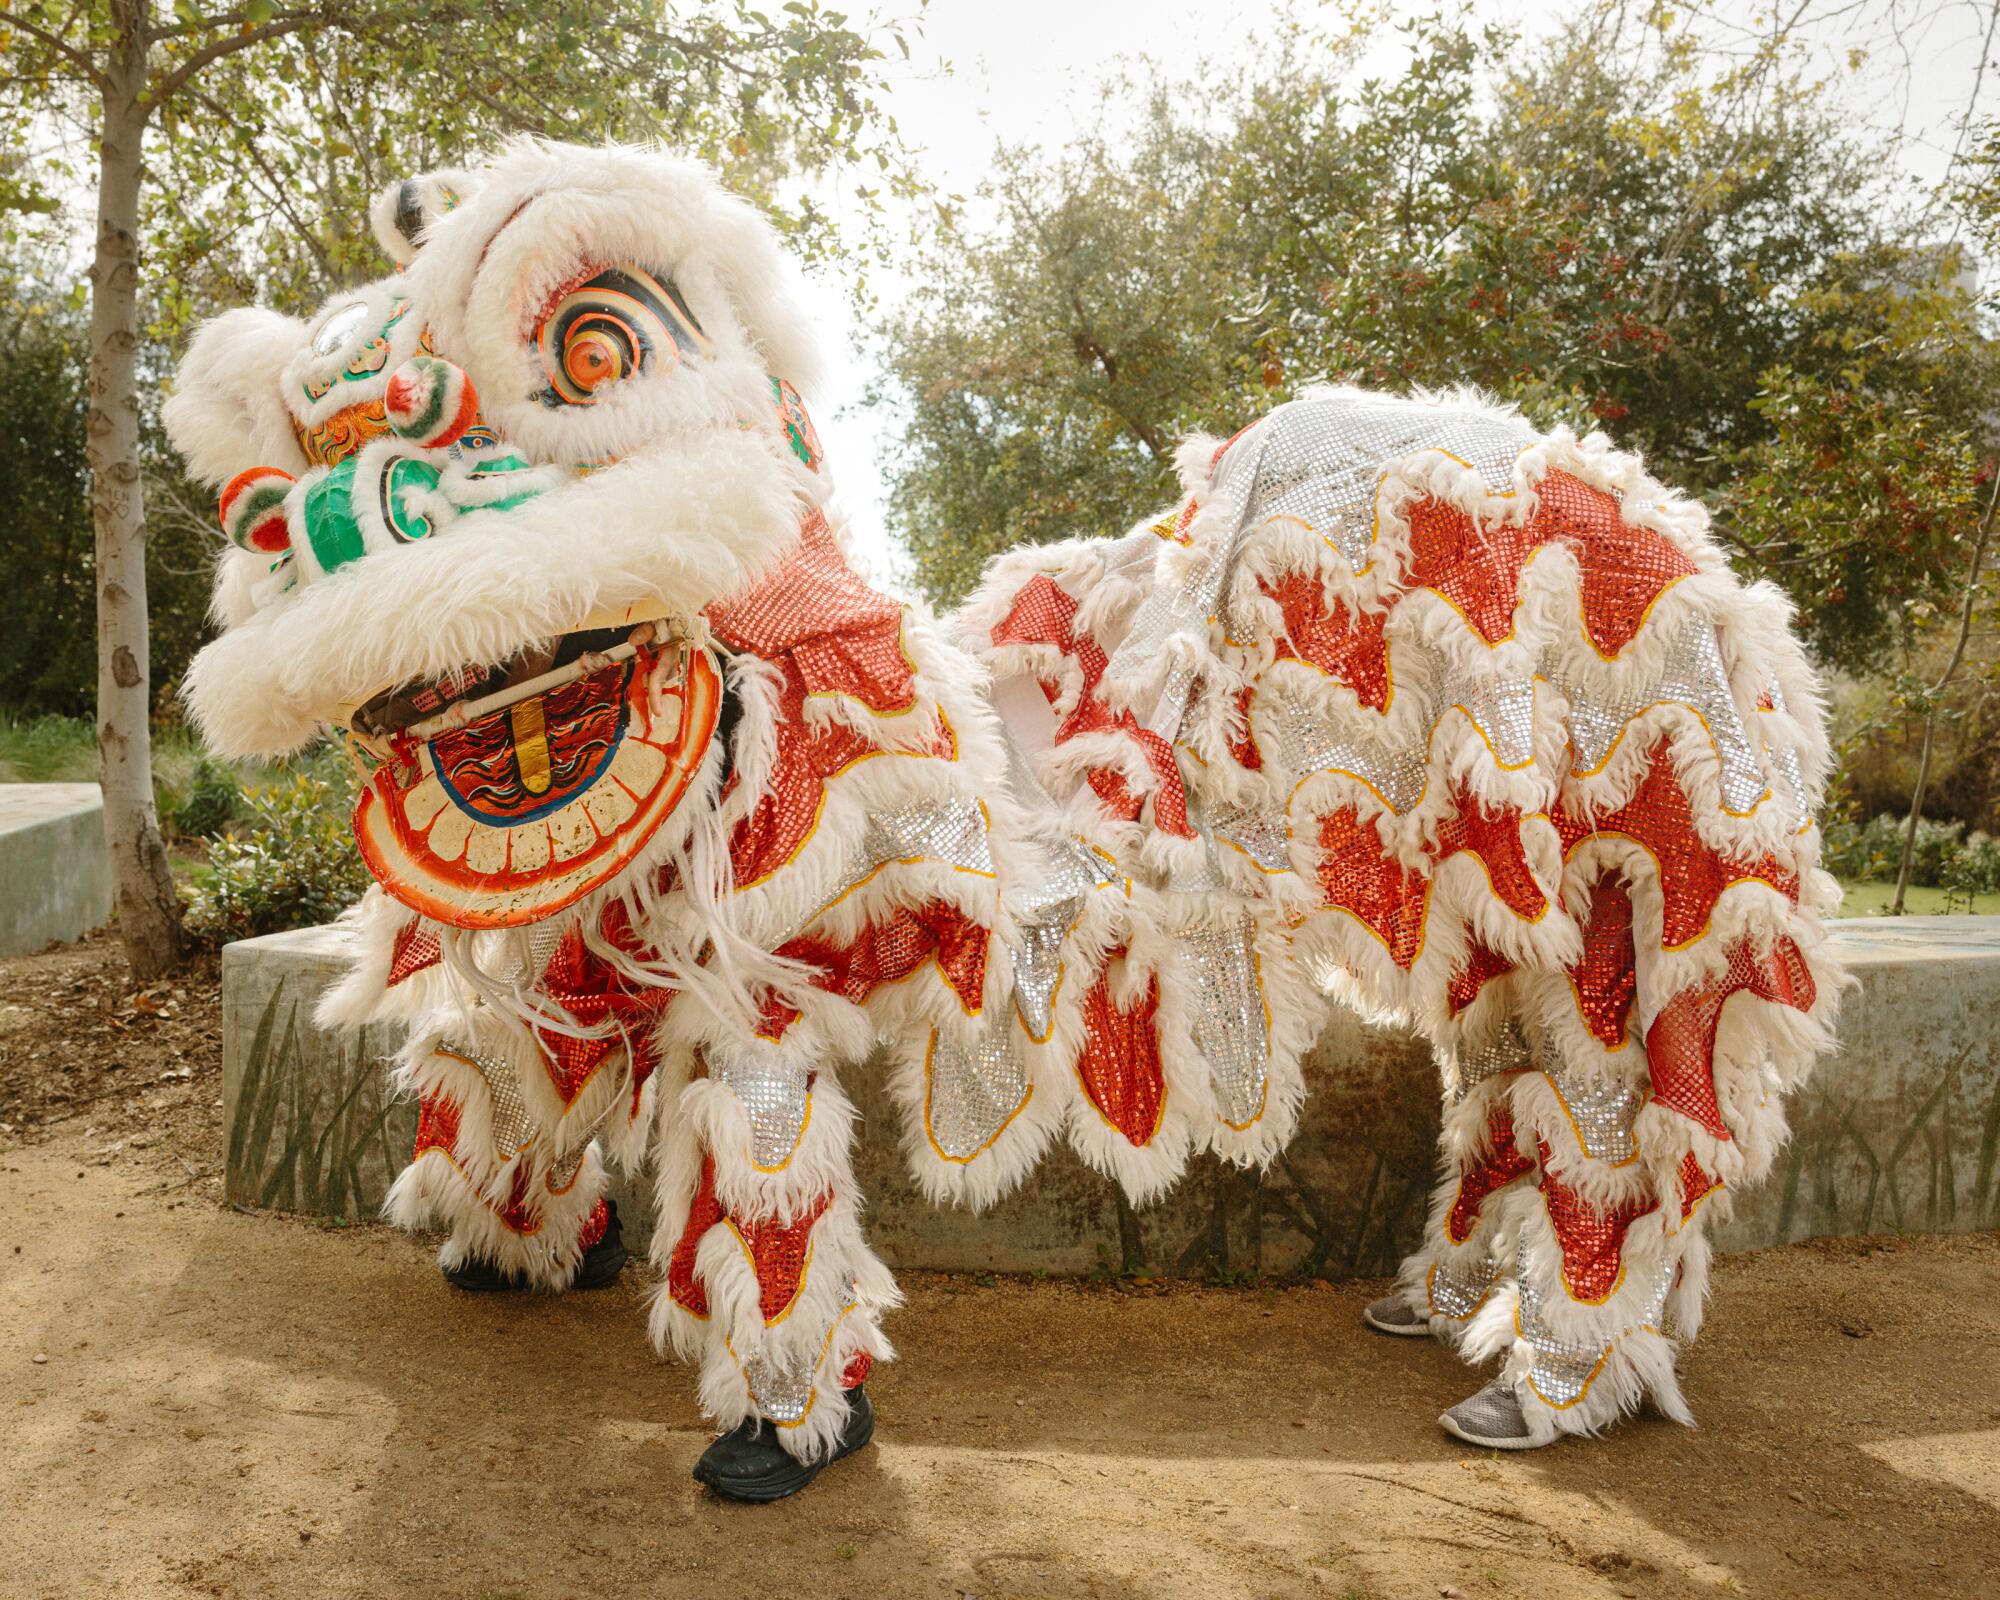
[[1439, 1380, 1548, 1450], [1362, 1294, 1433, 1337]]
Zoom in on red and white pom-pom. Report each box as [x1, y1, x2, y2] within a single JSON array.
[[384, 354, 479, 449], [218, 467, 296, 554]]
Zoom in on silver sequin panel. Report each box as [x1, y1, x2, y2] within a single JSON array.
[[1005, 731, 1117, 1041], [712, 1054, 812, 1170], [1547, 618, 1769, 814], [1102, 394, 1536, 745], [927, 1011, 1031, 1160], [438, 1040, 536, 1164], [1428, 1252, 1499, 1319], [1543, 1066, 1643, 1165], [779, 795, 995, 948], [743, 1288, 855, 1423], [861, 797, 995, 878], [1515, 1237, 1672, 1407], [1444, 1018, 1531, 1105], [1172, 914, 1271, 1128]]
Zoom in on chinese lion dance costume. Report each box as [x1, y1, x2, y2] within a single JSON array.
[[960, 391, 1844, 1450], [168, 140, 1841, 1490]]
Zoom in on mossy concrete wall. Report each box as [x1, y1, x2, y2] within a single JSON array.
[[0, 784, 113, 958], [219, 917, 2000, 1275]]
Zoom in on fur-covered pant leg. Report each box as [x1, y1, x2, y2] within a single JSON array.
[[1396, 1031, 1693, 1442], [1396, 868, 1813, 1442], [648, 1044, 899, 1463], [382, 1031, 613, 1289]]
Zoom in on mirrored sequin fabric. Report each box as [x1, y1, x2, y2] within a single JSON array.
[[1544, 1066, 1643, 1164], [713, 1055, 812, 1169], [1446, 1019, 1531, 1105], [1548, 619, 1769, 814], [1759, 675, 1813, 830], [1107, 394, 1535, 744], [861, 797, 995, 878], [1444, 669, 1537, 771], [1234, 392, 1535, 577], [1009, 818, 1114, 1040], [927, 1012, 1031, 1159], [1428, 1252, 1498, 1319], [1515, 1237, 1672, 1407], [439, 1041, 536, 1162], [1259, 677, 1430, 811], [1209, 801, 1291, 870], [744, 1348, 815, 1423], [1172, 915, 1271, 1127]]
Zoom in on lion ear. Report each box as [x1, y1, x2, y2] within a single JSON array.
[[368, 169, 478, 268]]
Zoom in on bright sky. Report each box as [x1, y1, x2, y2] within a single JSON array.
[[797, 0, 1997, 578]]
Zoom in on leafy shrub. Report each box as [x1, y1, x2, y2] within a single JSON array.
[[1821, 812, 2000, 895], [182, 765, 370, 947], [166, 755, 243, 838]]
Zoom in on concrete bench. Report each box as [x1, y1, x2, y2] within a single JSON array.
[[0, 783, 112, 958], [220, 917, 2000, 1275]]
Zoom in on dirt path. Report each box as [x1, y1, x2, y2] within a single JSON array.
[[2, 1127, 1995, 1600]]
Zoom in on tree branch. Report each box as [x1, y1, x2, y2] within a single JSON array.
[[2, 10, 110, 93]]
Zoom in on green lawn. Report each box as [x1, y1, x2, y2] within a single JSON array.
[[1832, 880, 1992, 918]]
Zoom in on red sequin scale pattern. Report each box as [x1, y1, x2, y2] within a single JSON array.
[[1447, 1105, 1537, 1244], [1536, 1140, 1658, 1303], [412, 1092, 554, 1237], [1402, 469, 1698, 655], [1316, 788, 1546, 972], [989, 574, 1195, 839], [1074, 959, 1167, 1146], [708, 508, 951, 888], [1550, 742, 1813, 1142], [665, 1153, 864, 1390]]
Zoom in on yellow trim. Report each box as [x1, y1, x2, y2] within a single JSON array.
[[922, 1028, 1036, 1163], [1560, 829, 1791, 952], [1674, 1175, 1727, 1235], [799, 612, 925, 719], [730, 712, 960, 893], [1538, 1186, 1634, 1305], [1424, 1259, 1493, 1321], [1280, 680, 1547, 829]]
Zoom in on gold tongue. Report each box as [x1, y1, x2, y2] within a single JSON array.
[[509, 697, 552, 795]]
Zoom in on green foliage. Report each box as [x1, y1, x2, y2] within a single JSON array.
[[183, 761, 371, 947], [2, 2, 919, 342], [1717, 365, 1983, 676], [167, 755, 245, 838], [1821, 812, 2000, 895], [877, 5, 1995, 621], [0, 274, 215, 714]]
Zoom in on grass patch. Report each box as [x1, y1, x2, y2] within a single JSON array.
[[1832, 880, 1992, 917]]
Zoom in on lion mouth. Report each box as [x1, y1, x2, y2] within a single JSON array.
[[347, 623, 725, 928], [349, 625, 635, 741]]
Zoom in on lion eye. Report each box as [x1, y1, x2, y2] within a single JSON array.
[[530, 264, 708, 408]]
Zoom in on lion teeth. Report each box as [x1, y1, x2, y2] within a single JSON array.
[[509, 822, 551, 871], [426, 804, 473, 863]]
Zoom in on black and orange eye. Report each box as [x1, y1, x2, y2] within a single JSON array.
[[531, 264, 709, 408]]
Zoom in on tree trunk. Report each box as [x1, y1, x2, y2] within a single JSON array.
[[88, 7, 183, 978]]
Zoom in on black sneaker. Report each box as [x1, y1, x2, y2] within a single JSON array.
[[692, 1384, 875, 1503], [441, 1199, 628, 1292]]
